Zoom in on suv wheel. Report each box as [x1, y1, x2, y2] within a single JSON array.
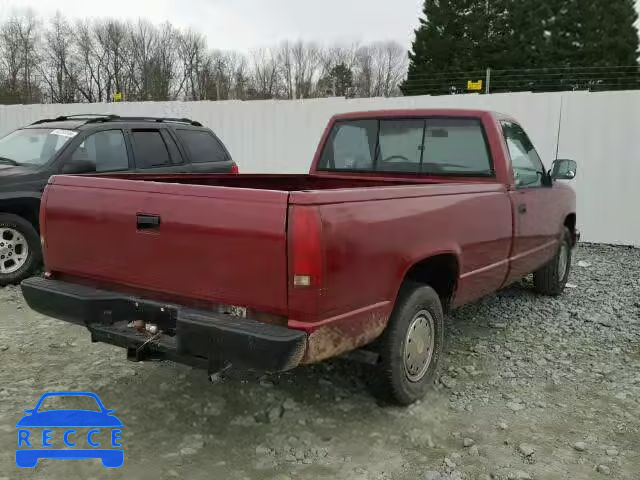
[[0, 214, 41, 286]]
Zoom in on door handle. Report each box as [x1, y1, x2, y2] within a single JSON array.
[[136, 214, 161, 230], [518, 204, 527, 214]]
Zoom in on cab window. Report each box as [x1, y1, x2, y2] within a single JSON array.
[[501, 121, 545, 187], [318, 117, 493, 176]]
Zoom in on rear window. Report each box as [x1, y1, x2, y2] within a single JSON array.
[[176, 129, 228, 163], [318, 117, 493, 176]]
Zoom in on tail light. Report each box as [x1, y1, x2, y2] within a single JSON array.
[[229, 163, 239, 174], [289, 206, 323, 288], [39, 185, 49, 262]]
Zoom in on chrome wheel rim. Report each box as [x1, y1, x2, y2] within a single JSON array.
[[558, 242, 569, 280], [0, 227, 29, 274], [403, 310, 435, 383]]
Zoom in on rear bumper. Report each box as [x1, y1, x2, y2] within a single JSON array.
[[21, 277, 306, 372]]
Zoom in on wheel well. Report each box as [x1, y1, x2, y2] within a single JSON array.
[[564, 213, 576, 245], [0, 199, 40, 232], [403, 254, 459, 312]]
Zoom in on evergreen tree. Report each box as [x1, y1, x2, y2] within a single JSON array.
[[318, 63, 354, 96], [403, 0, 640, 95], [402, 0, 490, 95], [486, 0, 556, 92], [544, 0, 640, 90]]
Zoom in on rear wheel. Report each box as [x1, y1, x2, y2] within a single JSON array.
[[373, 284, 444, 405], [533, 227, 572, 296], [0, 214, 41, 286]]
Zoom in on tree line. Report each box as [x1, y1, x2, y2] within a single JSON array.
[[0, 11, 408, 105], [404, 0, 640, 95]]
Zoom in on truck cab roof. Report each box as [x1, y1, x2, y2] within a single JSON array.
[[330, 108, 510, 122]]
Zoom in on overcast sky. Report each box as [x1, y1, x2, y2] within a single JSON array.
[[0, 0, 424, 51], [0, 0, 638, 52]]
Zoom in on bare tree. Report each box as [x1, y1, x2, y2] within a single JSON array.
[[315, 42, 360, 97], [94, 19, 131, 101], [0, 10, 408, 104], [207, 50, 249, 100], [249, 47, 280, 99], [354, 45, 374, 97], [0, 18, 24, 101], [355, 41, 407, 97], [72, 19, 104, 102], [0, 11, 41, 103], [154, 22, 180, 100], [210, 50, 228, 100], [277, 41, 294, 99], [229, 52, 250, 100], [226, 51, 248, 100], [128, 19, 155, 100], [177, 29, 210, 100], [319, 42, 359, 75], [292, 41, 321, 99], [39, 12, 77, 103]]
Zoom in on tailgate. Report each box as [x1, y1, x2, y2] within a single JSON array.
[[42, 175, 290, 314]]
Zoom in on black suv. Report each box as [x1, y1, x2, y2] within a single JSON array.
[[0, 114, 237, 285]]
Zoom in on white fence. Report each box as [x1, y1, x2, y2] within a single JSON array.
[[0, 91, 638, 246]]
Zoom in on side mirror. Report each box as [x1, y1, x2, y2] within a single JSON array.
[[62, 159, 96, 174], [550, 159, 577, 180], [24, 409, 35, 414]]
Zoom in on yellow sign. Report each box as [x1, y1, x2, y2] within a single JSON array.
[[467, 80, 483, 91], [113, 92, 123, 102]]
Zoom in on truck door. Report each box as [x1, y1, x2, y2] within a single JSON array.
[[502, 121, 561, 283]]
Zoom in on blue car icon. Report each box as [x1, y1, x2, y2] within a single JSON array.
[[16, 391, 123, 468]]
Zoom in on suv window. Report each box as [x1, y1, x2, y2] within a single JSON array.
[[176, 129, 228, 163], [501, 121, 545, 187], [0, 128, 76, 166], [69, 130, 129, 172], [132, 130, 171, 168], [318, 118, 493, 175]]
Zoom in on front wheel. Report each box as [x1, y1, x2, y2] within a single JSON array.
[[533, 227, 572, 296], [0, 213, 41, 286], [373, 284, 444, 405]]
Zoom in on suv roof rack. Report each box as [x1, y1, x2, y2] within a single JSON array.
[[30, 114, 203, 127], [30, 114, 117, 125], [102, 116, 204, 127]]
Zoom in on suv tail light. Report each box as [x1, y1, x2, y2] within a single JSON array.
[[230, 163, 239, 174], [289, 206, 323, 288]]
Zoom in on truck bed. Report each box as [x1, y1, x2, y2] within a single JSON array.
[[106, 172, 430, 190], [61, 172, 502, 204], [41, 173, 508, 321]]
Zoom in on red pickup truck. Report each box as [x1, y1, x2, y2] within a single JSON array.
[[21, 109, 578, 405]]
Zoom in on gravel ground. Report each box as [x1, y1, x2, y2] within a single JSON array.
[[0, 244, 639, 480]]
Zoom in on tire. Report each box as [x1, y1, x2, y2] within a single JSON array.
[[373, 283, 444, 406], [0, 213, 41, 286], [533, 227, 572, 296]]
